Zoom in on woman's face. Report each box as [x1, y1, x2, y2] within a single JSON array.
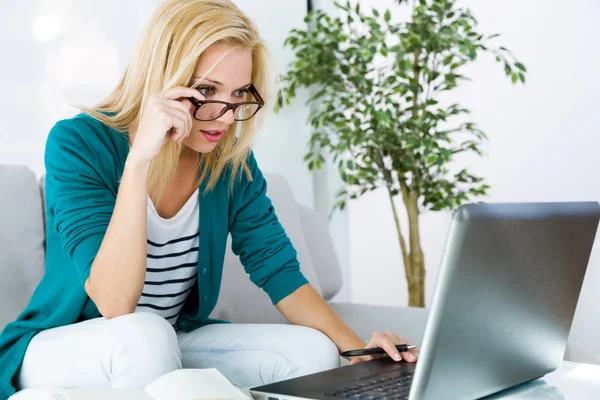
[[183, 43, 253, 154]]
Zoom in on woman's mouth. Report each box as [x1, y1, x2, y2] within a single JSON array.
[[200, 129, 224, 143]]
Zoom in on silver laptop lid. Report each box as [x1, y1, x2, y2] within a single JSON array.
[[410, 202, 600, 400]]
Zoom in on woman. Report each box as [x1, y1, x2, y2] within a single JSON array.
[[0, 0, 417, 398]]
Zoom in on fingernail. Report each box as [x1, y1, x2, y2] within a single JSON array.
[[394, 354, 401, 361]]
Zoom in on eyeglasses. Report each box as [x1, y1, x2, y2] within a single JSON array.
[[189, 83, 265, 122]]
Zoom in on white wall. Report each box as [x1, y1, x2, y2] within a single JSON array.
[[346, 0, 600, 311], [235, 1, 315, 209], [0, 0, 144, 175]]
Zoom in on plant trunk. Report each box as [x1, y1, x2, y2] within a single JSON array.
[[407, 259, 425, 307], [388, 186, 426, 308], [403, 45, 426, 307], [388, 189, 411, 288], [402, 183, 425, 308]]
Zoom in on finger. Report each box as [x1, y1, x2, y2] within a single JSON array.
[[158, 86, 204, 102], [162, 99, 193, 138], [161, 108, 188, 143], [155, 97, 192, 137], [377, 334, 403, 362], [151, 97, 189, 141], [401, 350, 416, 362], [403, 345, 418, 361], [392, 334, 417, 362], [350, 355, 373, 365], [180, 98, 194, 111], [180, 99, 195, 138], [162, 99, 193, 140]]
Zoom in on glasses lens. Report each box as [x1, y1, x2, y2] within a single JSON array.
[[195, 102, 261, 121], [195, 103, 228, 121], [234, 103, 260, 121]]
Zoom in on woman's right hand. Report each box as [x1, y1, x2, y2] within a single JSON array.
[[128, 86, 204, 163]]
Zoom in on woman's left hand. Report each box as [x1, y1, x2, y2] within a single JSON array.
[[349, 331, 418, 365]]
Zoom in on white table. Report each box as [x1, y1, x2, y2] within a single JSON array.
[[9, 362, 600, 400], [485, 361, 600, 399]]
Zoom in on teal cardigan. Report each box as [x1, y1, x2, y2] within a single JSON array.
[[0, 113, 308, 399]]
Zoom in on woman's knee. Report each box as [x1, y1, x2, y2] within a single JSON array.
[[293, 326, 340, 372], [16, 312, 182, 391], [106, 312, 182, 387], [272, 325, 340, 379]]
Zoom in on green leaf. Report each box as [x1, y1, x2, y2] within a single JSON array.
[[372, 8, 379, 17], [519, 72, 526, 83], [377, 109, 390, 122], [514, 62, 527, 72], [384, 10, 391, 22], [427, 155, 438, 165], [443, 54, 454, 65], [511, 72, 518, 84]]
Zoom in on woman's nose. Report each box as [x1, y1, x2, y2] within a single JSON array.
[[217, 109, 235, 125]]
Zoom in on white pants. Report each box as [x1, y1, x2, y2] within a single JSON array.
[[11, 312, 340, 396]]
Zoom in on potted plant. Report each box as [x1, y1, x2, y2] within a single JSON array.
[[276, 0, 526, 307]]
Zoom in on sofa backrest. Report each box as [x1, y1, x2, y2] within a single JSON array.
[[210, 173, 342, 323], [0, 165, 45, 332], [297, 204, 342, 300]]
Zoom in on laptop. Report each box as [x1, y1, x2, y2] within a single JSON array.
[[250, 202, 600, 400]]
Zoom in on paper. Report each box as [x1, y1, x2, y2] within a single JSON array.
[[60, 368, 249, 400], [144, 368, 251, 400], [67, 388, 154, 400]]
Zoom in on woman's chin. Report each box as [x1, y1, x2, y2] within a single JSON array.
[[182, 139, 219, 154]]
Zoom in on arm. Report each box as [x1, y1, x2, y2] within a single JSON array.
[[84, 156, 149, 318], [228, 154, 416, 363], [45, 119, 149, 319], [277, 285, 418, 364], [229, 152, 309, 304], [275, 284, 366, 353], [48, 89, 198, 318]]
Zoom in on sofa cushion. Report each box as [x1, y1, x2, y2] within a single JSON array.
[[0, 165, 45, 332], [210, 173, 322, 323]]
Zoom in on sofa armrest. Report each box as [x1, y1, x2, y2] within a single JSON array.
[[330, 303, 429, 345]]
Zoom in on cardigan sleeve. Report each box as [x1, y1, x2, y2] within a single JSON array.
[[44, 117, 119, 288], [229, 152, 309, 305]]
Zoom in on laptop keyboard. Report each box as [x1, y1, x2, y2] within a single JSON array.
[[324, 373, 414, 400]]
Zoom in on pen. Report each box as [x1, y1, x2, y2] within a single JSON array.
[[341, 344, 419, 357]]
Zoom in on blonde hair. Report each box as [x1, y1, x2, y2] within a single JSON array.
[[77, 0, 273, 205]]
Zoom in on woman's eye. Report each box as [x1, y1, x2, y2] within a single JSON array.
[[234, 89, 249, 99], [198, 86, 215, 96]]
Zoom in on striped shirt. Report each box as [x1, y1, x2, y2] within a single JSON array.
[[134, 192, 199, 326]]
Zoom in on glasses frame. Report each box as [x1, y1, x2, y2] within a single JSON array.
[[189, 83, 265, 122]]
